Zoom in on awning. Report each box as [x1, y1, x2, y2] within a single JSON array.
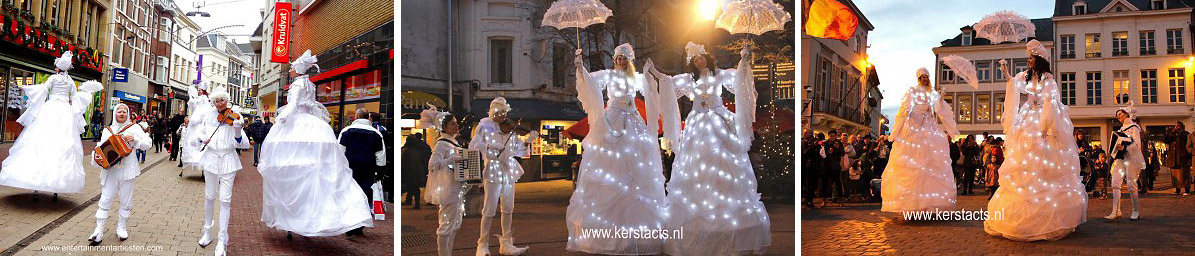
[[470, 99, 585, 121]]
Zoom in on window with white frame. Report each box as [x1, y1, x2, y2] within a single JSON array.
[[976, 61, 990, 82], [1140, 31, 1156, 55], [489, 38, 513, 85], [1167, 29, 1184, 54], [1074, 2, 1088, 15], [1153, 0, 1166, 9], [1113, 70, 1130, 104], [962, 32, 972, 46], [1112, 32, 1128, 56], [940, 62, 955, 84], [1087, 71, 1102, 105], [1060, 72, 1076, 105], [1060, 35, 1075, 59], [1085, 33, 1101, 58], [1170, 68, 1186, 102], [1142, 69, 1158, 103]]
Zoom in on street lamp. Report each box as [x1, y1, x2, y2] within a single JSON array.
[[698, 0, 720, 21]]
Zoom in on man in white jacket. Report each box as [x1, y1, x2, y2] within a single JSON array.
[[471, 97, 536, 256], [88, 103, 152, 244]]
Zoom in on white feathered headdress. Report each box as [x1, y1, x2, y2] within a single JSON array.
[[613, 43, 635, 60], [292, 50, 319, 75], [685, 42, 707, 63], [55, 51, 73, 71], [1026, 39, 1050, 59], [416, 104, 452, 131], [489, 97, 512, 117]]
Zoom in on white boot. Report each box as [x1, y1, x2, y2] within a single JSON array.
[[116, 217, 129, 240], [476, 216, 492, 256], [438, 235, 455, 256], [1105, 189, 1122, 220], [497, 235, 527, 255], [88, 218, 105, 243], [214, 242, 226, 256], [1130, 190, 1140, 220], [198, 223, 213, 247]]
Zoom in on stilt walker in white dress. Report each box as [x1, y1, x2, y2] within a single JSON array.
[[258, 50, 374, 237], [420, 106, 467, 256], [472, 97, 536, 256], [880, 68, 960, 212], [194, 87, 250, 256], [1106, 103, 1144, 220], [984, 40, 1087, 241], [567, 43, 671, 255], [644, 42, 770, 255], [87, 103, 152, 244], [0, 51, 103, 200], [181, 81, 214, 169]]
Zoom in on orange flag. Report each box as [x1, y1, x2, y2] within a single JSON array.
[[804, 0, 858, 40]]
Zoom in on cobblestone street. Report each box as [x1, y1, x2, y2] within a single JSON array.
[[0, 145, 393, 256], [400, 180, 796, 255], [802, 171, 1195, 255]]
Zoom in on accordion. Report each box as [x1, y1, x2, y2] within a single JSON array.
[[454, 149, 483, 183], [94, 134, 133, 169]]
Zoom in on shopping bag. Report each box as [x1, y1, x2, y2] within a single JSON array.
[[372, 181, 386, 220]]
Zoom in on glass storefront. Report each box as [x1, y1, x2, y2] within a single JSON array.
[[317, 69, 386, 131], [0, 67, 34, 141]]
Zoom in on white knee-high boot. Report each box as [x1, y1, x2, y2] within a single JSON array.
[[215, 200, 231, 256], [1106, 188, 1122, 219], [476, 216, 492, 256], [89, 217, 106, 243], [198, 198, 214, 247], [498, 213, 527, 255], [1129, 189, 1140, 220]]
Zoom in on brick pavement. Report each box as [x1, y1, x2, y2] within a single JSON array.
[[399, 180, 796, 255], [2, 145, 393, 256], [802, 171, 1195, 255], [0, 141, 103, 254]]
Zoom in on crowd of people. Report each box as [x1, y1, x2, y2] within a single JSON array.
[[801, 120, 1195, 208]]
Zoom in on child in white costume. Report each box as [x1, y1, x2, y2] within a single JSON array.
[[471, 97, 536, 256], [87, 103, 152, 244]]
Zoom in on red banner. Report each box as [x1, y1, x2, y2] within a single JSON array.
[[270, 2, 293, 63]]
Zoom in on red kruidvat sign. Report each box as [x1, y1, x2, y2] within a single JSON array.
[[270, 2, 293, 63]]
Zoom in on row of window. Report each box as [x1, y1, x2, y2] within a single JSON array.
[[10, 0, 101, 47], [1073, 0, 1167, 15], [813, 56, 862, 105], [939, 58, 1028, 84], [1057, 69, 1186, 105], [1058, 29, 1184, 59]]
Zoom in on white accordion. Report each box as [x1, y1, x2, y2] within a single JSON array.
[[454, 149, 483, 183]]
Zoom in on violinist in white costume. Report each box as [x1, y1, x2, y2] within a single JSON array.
[[471, 97, 536, 256], [194, 87, 250, 256]]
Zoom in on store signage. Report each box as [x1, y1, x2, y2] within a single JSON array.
[[270, 2, 293, 63], [114, 90, 146, 104], [401, 91, 446, 113], [0, 14, 104, 72], [112, 68, 128, 82]]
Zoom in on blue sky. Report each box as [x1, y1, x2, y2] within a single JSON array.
[[852, 0, 1055, 120]]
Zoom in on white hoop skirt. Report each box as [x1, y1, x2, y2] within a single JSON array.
[[258, 112, 373, 236], [664, 106, 771, 256], [0, 98, 86, 193], [881, 111, 958, 212]]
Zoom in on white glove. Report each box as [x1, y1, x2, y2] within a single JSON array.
[[574, 49, 583, 64], [740, 47, 751, 57], [528, 131, 540, 141]]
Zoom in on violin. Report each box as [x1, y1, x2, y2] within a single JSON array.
[[499, 118, 532, 136], [216, 108, 241, 126]]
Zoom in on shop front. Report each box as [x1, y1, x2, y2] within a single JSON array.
[[114, 90, 148, 114], [293, 22, 393, 133], [169, 87, 189, 117]]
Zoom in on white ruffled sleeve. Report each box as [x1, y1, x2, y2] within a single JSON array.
[[644, 63, 690, 144], [933, 92, 961, 138], [1039, 73, 1072, 139], [726, 52, 757, 152], [636, 68, 661, 140], [1001, 71, 1028, 131], [575, 56, 609, 146], [15, 76, 52, 126], [889, 88, 914, 141]]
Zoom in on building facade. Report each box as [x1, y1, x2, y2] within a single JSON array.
[[0, 0, 110, 141], [801, 0, 883, 136], [249, 2, 282, 119], [1054, 0, 1194, 150], [168, 2, 197, 116], [195, 33, 251, 109]]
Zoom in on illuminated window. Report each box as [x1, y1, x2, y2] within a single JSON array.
[[1085, 33, 1101, 58], [976, 94, 991, 122], [994, 93, 1005, 122], [1112, 32, 1128, 56], [957, 94, 973, 123], [1170, 68, 1186, 102], [1113, 70, 1130, 104]]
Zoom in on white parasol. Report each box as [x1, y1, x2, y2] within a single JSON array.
[[974, 10, 1036, 43], [542, 0, 613, 49], [941, 55, 979, 89], [716, 0, 792, 36]]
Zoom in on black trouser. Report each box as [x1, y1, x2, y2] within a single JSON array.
[[963, 165, 976, 194], [351, 164, 377, 210], [802, 162, 820, 204], [169, 133, 181, 160], [152, 133, 163, 152], [819, 165, 843, 198]]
